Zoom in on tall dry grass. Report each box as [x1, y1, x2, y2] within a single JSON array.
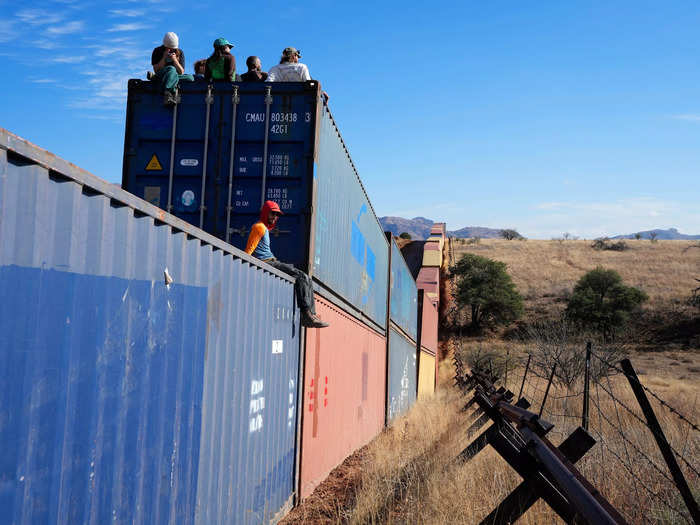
[[452, 239, 700, 314], [335, 343, 699, 524]]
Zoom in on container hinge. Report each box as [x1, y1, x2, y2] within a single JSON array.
[[232, 86, 240, 105], [205, 85, 214, 105], [264, 86, 273, 105]]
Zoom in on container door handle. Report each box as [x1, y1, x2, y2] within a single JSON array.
[[166, 91, 181, 213], [260, 85, 273, 207], [225, 86, 240, 244], [199, 84, 214, 229]]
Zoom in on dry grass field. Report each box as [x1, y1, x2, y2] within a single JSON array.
[[451, 238, 699, 320]]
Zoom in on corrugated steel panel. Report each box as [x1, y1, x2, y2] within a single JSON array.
[[0, 129, 301, 524], [418, 292, 438, 355], [422, 250, 442, 268], [426, 236, 444, 251], [312, 105, 388, 329], [300, 294, 386, 498], [123, 81, 389, 331], [389, 239, 418, 341], [417, 351, 436, 399], [387, 326, 417, 422], [417, 267, 440, 286], [430, 223, 446, 236]]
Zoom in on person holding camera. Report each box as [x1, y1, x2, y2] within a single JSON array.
[[151, 32, 194, 105]]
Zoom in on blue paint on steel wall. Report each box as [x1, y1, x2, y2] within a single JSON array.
[[122, 82, 389, 330], [312, 106, 388, 326], [0, 136, 301, 524], [389, 239, 418, 341], [386, 327, 418, 421], [0, 267, 206, 524]]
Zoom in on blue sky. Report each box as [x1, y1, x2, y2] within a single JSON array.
[[1, 0, 699, 238]]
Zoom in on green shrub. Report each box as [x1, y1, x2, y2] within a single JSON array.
[[452, 253, 523, 331]]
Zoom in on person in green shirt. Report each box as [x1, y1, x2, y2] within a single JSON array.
[[205, 38, 236, 82]]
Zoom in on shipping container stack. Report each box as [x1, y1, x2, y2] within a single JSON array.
[[0, 79, 445, 524]]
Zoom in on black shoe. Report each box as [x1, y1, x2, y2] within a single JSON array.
[[163, 91, 178, 106], [302, 312, 329, 328]]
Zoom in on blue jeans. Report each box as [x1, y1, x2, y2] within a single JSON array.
[[155, 66, 194, 93]]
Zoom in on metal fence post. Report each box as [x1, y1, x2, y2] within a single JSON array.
[[620, 359, 700, 523], [518, 354, 531, 402], [582, 342, 591, 431], [539, 364, 556, 418]]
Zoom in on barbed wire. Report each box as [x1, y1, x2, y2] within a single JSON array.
[[589, 348, 700, 433], [594, 374, 700, 479], [591, 382, 692, 524]]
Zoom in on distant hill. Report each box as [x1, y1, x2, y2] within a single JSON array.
[[612, 228, 700, 240], [379, 216, 503, 240]]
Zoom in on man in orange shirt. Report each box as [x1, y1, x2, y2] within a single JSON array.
[[246, 201, 329, 328]]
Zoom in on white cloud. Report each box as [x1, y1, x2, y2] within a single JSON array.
[[54, 55, 86, 63], [47, 21, 84, 34], [670, 114, 700, 122], [107, 23, 150, 32], [15, 9, 64, 25], [109, 9, 145, 17], [0, 20, 18, 42]]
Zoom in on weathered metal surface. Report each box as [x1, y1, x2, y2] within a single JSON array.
[[0, 129, 301, 524], [418, 351, 436, 399], [426, 236, 444, 251], [421, 249, 442, 268], [300, 294, 386, 498], [387, 326, 417, 421], [418, 291, 438, 355], [312, 105, 388, 330], [122, 81, 389, 331], [389, 239, 418, 341]]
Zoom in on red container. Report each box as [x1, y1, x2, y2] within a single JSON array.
[[419, 291, 438, 355], [299, 294, 387, 499], [417, 267, 440, 286]]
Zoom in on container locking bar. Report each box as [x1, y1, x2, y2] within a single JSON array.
[[225, 86, 240, 244], [260, 85, 272, 207], [199, 84, 213, 228], [166, 91, 180, 213]]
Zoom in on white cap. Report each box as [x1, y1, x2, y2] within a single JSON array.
[[163, 32, 179, 48]]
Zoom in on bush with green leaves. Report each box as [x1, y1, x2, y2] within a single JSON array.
[[398, 232, 411, 240], [452, 253, 523, 331], [566, 267, 647, 341], [500, 229, 524, 240]]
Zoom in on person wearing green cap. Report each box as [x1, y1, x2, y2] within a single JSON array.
[[205, 38, 236, 82]]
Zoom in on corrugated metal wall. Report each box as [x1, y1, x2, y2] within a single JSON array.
[[389, 239, 418, 341], [312, 106, 388, 330], [0, 131, 301, 524], [386, 327, 417, 422], [418, 292, 438, 355], [417, 351, 436, 399], [300, 294, 386, 498]]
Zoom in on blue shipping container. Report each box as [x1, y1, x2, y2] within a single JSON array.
[[1, 128, 301, 524], [388, 238, 418, 341], [386, 326, 418, 422], [122, 80, 388, 331]]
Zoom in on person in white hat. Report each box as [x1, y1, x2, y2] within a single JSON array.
[[150, 32, 194, 105]]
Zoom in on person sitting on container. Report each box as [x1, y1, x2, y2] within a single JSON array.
[[246, 200, 329, 329], [205, 38, 236, 82], [267, 47, 311, 82], [240, 56, 268, 82], [151, 32, 194, 105], [193, 59, 206, 80]]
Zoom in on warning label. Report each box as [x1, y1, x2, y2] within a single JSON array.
[[145, 154, 163, 171]]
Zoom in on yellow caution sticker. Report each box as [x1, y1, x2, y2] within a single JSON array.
[[145, 154, 163, 171]]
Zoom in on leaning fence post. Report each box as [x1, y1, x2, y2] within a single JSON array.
[[620, 359, 700, 523], [504, 348, 510, 390], [582, 342, 591, 431], [518, 354, 531, 402], [539, 364, 556, 418]]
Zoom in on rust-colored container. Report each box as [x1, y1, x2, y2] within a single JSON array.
[[418, 291, 438, 355], [299, 294, 387, 499], [417, 351, 436, 399], [417, 266, 440, 286]]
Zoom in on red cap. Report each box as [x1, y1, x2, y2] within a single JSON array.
[[264, 200, 283, 214]]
